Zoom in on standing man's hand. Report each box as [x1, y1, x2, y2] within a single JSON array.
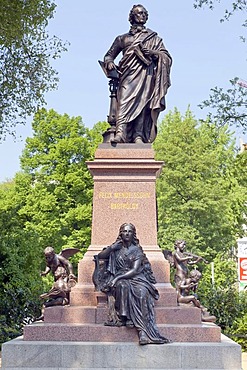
[[105, 61, 117, 71]]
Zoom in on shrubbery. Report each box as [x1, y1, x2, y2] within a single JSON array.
[[197, 255, 247, 350], [0, 287, 41, 346]]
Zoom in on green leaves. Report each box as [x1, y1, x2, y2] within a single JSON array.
[[199, 78, 247, 132], [18, 109, 94, 249], [229, 311, 247, 350], [193, 0, 247, 23], [10, 110, 108, 255], [0, 0, 67, 138], [154, 108, 247, 259], [193, 1, 247, 130], [155, 109, 247, 341], [0, 110, 108, 345]]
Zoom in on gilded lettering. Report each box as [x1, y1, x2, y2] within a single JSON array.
[[113, 192, 151, 199], [110, 203, 139, 210], [98, 192, 112, 199]]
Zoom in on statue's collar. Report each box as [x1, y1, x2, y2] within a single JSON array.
[[129, 24, 147, 35]]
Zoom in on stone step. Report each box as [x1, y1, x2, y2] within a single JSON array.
[[43, 305, 202, 325], [70, 283, 178, 307], [2, 334, 241, 369], [23, 322, 221, 343]]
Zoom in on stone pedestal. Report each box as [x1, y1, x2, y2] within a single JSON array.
[[68, 144, 174, 313], [1, 144, 243, 369], [88, 143, 162, 246], [2, 335, 242, 370]]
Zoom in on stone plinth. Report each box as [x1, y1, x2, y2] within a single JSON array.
[[87, 143, 162, 246], [43, 304, 202, 325], [2, 335, 242, 370], [23, 322, 221, 343]]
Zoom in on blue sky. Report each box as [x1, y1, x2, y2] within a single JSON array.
[[0, 0, 246, 181]]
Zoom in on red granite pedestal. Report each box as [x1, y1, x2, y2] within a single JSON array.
[[23, 144, 221, 343]]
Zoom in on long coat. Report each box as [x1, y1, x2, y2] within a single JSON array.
[[104, 28, 172, 142]]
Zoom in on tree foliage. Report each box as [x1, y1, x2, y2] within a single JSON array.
[[154, 108, 247, 259], [0, 109, 108, 345], [193, 0, 247, 25], [193, 1, 247, 132], [154, 108, 247, 346], [229, 310, 247, 351], [0, 0, 67, 138], [199, 270, 247, 349], [199, 78, 247, 133], [196, 252, 239, 326], [19, 109, 107, 251], [0, 178, 43, 344]]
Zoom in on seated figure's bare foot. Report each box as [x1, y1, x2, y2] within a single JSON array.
[[104, 319, 124, 327], [201, 308, 216, 323], [126, 319, 134, 328], [33, 314, 44, 322]]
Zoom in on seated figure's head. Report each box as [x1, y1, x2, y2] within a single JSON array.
[[54, 266, 67, 279], [189, 269, 202, 283], [117, 223, 139, 245]]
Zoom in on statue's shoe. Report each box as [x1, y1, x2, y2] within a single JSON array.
[[134, 136, 144, 144], [139, 330, 172, 345], [139, 330, 150, 345], [110, 134, 124, 143]]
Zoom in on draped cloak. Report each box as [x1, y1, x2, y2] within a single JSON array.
[[105, 243, 165, 343], [104, 28, 172, 142]]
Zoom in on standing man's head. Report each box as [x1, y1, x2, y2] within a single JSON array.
[[129, 4, 148, 26]]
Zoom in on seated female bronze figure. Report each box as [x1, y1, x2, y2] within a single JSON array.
[[95, 223, 171, 345]]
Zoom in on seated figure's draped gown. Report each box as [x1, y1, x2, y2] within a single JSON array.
[[105, 243, 164, 342]]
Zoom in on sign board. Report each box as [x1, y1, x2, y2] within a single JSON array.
[[238, 257, 247, 282], [237, 239, 247, 257], [237, 239, 247, 290]]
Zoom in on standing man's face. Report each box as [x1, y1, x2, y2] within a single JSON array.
[[133, 6, 147, 25]]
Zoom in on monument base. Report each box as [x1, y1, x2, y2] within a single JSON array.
[[1, 334, 242, 370], [2, 144, 242, 369]]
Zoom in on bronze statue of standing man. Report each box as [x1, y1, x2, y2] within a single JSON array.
[[103, 4, 172, 144]]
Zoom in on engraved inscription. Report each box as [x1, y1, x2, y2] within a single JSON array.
[[110, 203, 139, 210], [97, 191, 150, 210]]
